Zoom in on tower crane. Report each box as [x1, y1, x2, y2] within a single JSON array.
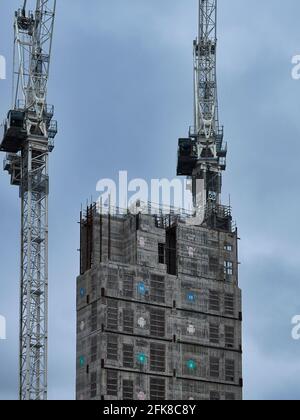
[[177, 0, 229, 228], [0, 0, 57, 400]]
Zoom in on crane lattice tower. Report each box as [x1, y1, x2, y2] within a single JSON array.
[[0, 0, 57, 400]]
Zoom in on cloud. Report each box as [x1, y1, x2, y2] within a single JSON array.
[[0, 0, 300, 400]]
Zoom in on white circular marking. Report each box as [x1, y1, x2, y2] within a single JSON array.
[[137, 391, 146, 400], [188, 247, 195, 258], [138, 317, 146, 328], [187, 324, 196, 335]]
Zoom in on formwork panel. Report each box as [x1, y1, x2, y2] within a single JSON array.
[[174, 379, 242, 401], [78, 263, 175, 308], [177, 224, 238, 284], [101, 334, 173, 376], [175, 344, 242, 387], [100, 370, 177, 401], [77, 297, 171, 340], [174, 275, 242, 320], [173, 311, 242, 351], [102, 299, 174, 340]]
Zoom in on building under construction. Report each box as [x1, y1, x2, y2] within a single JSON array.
[[76, 0, 242, 401]]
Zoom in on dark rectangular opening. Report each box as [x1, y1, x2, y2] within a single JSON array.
[[166, 226, 177, 275], [158, 243, 165, 264]]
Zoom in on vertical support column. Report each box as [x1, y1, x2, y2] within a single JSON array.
[[108, 197, 111, 261], [79, 211, 83, 275], [100, 199, 103, 264], [44, 151, 49, 401], [19, 160, 24, 400], [19, 138, 49, 400]]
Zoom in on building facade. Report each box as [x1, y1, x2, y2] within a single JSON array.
[[76, 206, 242, 400]]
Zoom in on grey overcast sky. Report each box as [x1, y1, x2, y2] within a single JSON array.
[[1, 0, 300, 400]]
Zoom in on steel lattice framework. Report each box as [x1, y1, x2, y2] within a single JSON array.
[[1, 0, 57, 400], [13, 0, 57, 138], [20, 141, 50, 400], [176, 0, 227, 217], [192, 0, 226, 208], [194, 0, 218, 138]]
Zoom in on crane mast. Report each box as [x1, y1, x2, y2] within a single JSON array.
[[177, 0, 228, 226], [194, 0, 219, 139], [0, 0, 57, 400]]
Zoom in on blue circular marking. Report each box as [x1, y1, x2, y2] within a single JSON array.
[[187, 292, 196, 302], [186, 359, 196, 370], [137, 282, 146, 295], [137, 353, 147, 364]]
